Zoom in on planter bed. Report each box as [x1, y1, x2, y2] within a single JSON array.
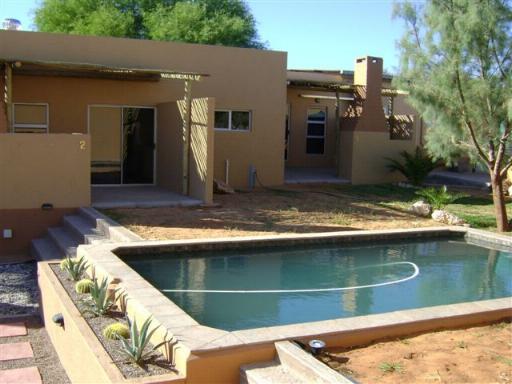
[[38, 262, 184, 384]]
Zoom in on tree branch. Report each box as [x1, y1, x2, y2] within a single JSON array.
[[454, 68, 491, 167]]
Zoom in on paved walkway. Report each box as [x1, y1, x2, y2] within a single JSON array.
[[0, 322, 41, 384]]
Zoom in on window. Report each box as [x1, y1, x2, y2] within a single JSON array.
[[12, 103, 49, 133], [214, 110, 251, 131], [306, 107, 326, 154]]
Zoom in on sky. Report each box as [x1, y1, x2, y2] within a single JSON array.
[[0, 0, 411, 73]]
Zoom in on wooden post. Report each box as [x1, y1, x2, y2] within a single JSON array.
[[4, 63, 13, 132], [182, 80, 192, 195], [334, 90, 341, 176]]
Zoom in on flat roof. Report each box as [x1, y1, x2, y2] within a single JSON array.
[[2, 59, 209, 81]]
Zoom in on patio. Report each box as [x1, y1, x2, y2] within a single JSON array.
[[284, 167, 350, 184], [91, 186, 202, 209]]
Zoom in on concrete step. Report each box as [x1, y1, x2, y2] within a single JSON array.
[[47, 227, 79, 258], [241, 361, 304, 384], [31, 237, 63, 262], [240, 342, 353, 384], [275, 341, 352, 383], [62, 214, 105, 244], [78, 206, 142, 242]]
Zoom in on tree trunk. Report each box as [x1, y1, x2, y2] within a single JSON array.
[[490, 171, 509, 232]]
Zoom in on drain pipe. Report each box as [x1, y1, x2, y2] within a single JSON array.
[[225, 159, 230, 185], [248, 165, 256, 190]]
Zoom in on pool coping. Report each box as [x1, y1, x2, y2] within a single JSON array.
[[77, 226, 512, 354]]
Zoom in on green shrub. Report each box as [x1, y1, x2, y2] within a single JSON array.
[[60, 256, 88, 281], [103, 323, 130, 340], [83, 278, 114, 316], [75, 278, 94, 294], [415, 185, 467, 210], [386, 147, 438, 186], [119, 316, 167, 365]]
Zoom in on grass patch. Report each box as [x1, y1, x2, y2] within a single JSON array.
[[379, 361, 404, 373], [493, 354, 512, 366]]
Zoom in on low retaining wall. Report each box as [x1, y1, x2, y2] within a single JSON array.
[[38, 262, 185, 384]]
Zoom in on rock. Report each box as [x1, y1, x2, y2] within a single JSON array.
[[431, 209, 465, 225], [213, 179, 235, 194], [411, 200, 432, 217], [508, 185, 512, 196]]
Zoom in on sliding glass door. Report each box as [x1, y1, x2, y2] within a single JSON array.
[[90, 106, 155, 185]]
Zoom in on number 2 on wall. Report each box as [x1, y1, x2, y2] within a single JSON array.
[[80, 140, 86, 150]]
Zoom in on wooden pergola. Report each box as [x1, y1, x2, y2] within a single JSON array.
[[2, 59, 209, 196]]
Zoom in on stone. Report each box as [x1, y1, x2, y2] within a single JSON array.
[[213, 179, 235, 194], [411, 200, 432, 217], [508, 185, 512, 196], [431, 210, 465, 225]]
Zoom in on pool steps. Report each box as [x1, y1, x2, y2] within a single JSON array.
[[31, 207, 140, 261], [240, 341, 354, 384]]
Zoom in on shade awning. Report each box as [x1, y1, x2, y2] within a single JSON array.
[[2, 59, 209, 81]]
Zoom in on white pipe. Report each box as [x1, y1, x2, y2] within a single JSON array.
[[161, 261, 419, 294]]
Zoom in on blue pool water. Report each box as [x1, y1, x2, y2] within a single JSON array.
[[123, 238, 512, 331]]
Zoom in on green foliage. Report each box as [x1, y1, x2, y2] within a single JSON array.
[[393, 0, 512, 231], [415, 185, 467, 210], [379, 361, 404, 373], [386, 147, 438, 186], [60, 256, 88, 281], [34, 0, 265, 48], [103, 322, 130, 340], [84, 278, 114, 316], [119, 316, 166, 365], [75, 278, 94, 294]]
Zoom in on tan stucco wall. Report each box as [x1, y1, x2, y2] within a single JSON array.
[[341, 131, 417, 184], [0, 133, 90, 209], [2, 30, 287, 189], [286, 88, 350, 168], [0, 208, 75, 258], [188, 98, 214, 204], [156, 102, 183, 194]]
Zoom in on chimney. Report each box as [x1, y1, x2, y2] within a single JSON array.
[[354, 56, 383, 102]]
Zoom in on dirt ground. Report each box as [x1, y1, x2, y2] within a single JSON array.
[[321, 322, 512, 384], [104, 185, 441, 240]]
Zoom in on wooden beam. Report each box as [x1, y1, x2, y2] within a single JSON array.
[[5, 63, 12, 132]]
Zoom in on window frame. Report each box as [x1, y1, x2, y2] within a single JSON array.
[[12, 102, 49, 133], [214, 109, 252, 132], [306, 107, 327, 155]]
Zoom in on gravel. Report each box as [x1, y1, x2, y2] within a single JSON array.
[[50, 264, 174, 379], [0, 262, 39, 318], [0, 317, 70, 384]]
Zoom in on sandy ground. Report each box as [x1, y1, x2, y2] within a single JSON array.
[[104, 186, 440, 240], [321, 322, 512, 384]]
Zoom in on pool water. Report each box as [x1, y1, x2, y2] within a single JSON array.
[[124, 239, 512, 331]]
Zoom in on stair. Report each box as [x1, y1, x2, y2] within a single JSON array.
[[240, 341, 354, 384], [31, 208, 113, 262]]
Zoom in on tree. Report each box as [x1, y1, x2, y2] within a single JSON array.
[[34, 0, 265, 48], [393, 0, 512, 231]]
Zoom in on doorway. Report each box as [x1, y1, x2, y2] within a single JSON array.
[[89, 105, 155, 185]]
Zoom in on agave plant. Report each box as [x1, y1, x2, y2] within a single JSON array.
[[83, 278, 115, 316], [119, 316, 167, 366], [415, 185, 468, 210], [60, 256, 88, 281], [386, 147, 438, 186]]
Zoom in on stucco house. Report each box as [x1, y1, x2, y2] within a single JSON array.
[[0, 30, 421, 256]]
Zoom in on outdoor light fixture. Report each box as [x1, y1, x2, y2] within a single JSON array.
[[309, 339, 326, 355], [52, 313, 64, 328]]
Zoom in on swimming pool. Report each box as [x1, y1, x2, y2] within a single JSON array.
[[123, 237, 512, 331]]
